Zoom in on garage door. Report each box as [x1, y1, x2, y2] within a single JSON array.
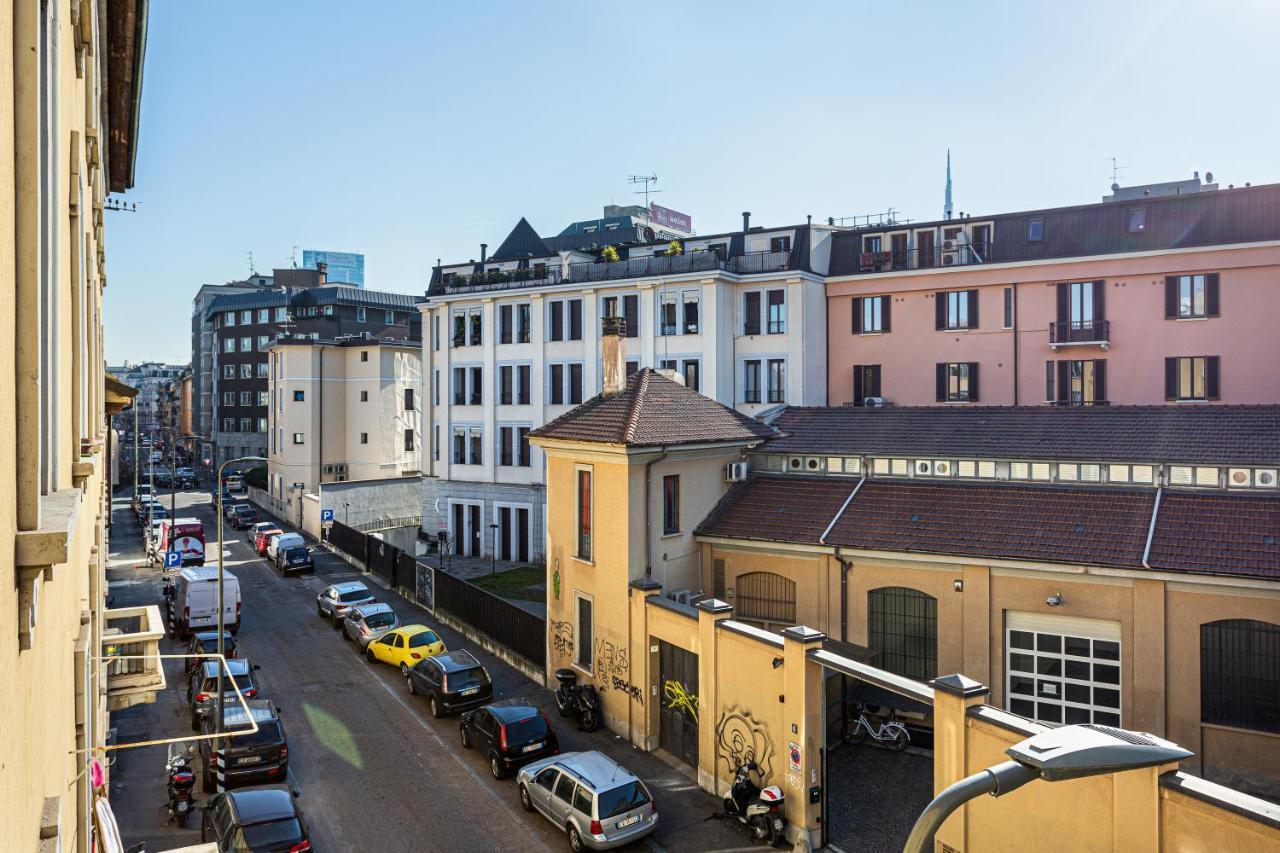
[[1006, 612, 1121, 727], [658, 641, 699, 769]]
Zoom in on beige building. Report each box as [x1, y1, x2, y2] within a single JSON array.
[[1, 1, 161, 851], [266, 336, 422, 526]]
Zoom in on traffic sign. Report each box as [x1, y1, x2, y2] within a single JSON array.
[[164, 551, 182, 568], [321, 509, 334, 522]]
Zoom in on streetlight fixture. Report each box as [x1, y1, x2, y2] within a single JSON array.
[[489, 523, 499, 574], [903, 724, 1192, 853]]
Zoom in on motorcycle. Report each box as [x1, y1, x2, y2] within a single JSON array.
[[552, 667, 601, 732], [722, 760, 787, 847], [165, 742, 196, 827]]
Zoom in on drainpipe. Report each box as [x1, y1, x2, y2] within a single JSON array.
[[1141, 486, 1163, 569], [1011, 282, 1019, 406], [644, 446, 671, 579], [834, 545, 854, 741]]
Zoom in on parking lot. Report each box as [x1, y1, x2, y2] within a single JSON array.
[[106, 487, 759, 852]]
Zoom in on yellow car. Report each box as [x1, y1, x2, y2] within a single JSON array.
[[364, 624, 446, 674]]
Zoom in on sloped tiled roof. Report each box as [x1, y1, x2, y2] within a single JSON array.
[[697, 477, 854, 545], [1148, 492, 1280, 579], [490, 217, 553, 261], [763, 406, 1280, 465], [530, 369, 776, 448]]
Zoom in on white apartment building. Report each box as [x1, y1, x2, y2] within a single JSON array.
[[421, 214, 833, 561], [267, 336, 422, 526]]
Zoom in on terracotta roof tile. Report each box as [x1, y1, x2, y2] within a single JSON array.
[[696, 476, 853, 545], [1148, 492, 1280, 579]]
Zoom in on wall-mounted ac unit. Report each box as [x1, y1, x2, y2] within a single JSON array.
[[1257, 469, 1278, 488], [724, 461, 748, 482], [668, 589, 693, 606], [803, 457, 822, 472], [915, 460, 933, 476], [335, 463, 348, 475], [863, 396, 893, 408], [1228, 468, 1252, 487], [322, 464, 334, 474], [787, 456, 805, 471], [934, 460, 952, 476]]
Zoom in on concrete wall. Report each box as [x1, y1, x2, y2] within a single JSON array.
[[322, 476, 423, 530]]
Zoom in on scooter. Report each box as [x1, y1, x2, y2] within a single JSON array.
[[552, 668, 601, 732], [722, 760, 787, 847], [165, 742, 196, 827]]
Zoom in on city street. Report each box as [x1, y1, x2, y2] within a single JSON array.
[[106, 487, 758, 853]]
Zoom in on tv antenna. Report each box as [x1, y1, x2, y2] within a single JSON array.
[[628, 173, 661, 208], [104, 197, 138, 213], [247, 251, 256, 275], [291, 245, 299, 268], [1109, 157, 1125, 188]]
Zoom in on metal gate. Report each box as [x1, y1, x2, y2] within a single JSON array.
[[658, 641, 699, 769]]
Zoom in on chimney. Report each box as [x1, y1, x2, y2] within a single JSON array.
[[316, 261, 328, 285], [742, 211, 751, 232], [480, 243, 488, 264], [600, 316, 626, 396]]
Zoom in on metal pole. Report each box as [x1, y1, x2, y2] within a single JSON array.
[[133, 402, 139, 495], [903, 760, 1038, 853], [170, 430, 177, 521]]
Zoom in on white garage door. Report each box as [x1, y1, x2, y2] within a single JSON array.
[[1006, 612, 1121, 727]]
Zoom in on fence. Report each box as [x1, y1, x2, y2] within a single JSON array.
[[327, 520, 545, 671]]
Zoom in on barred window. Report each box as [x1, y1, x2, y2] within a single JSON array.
[[1201, 619, 1280, 733], [868, 587, 937, 681], [736, 571, 796, 626]]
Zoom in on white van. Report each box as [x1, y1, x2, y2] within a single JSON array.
[[267, 532, 304, 564], [168, 567, 240, 638]]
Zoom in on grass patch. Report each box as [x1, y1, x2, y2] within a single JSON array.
[[469, 565, 545, 601]]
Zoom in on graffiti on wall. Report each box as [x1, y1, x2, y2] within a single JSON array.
[[595, 639, 643, 705], [716, 706, 774, 780], [662, 679, 699, 725], [550, 620, 574, 660]]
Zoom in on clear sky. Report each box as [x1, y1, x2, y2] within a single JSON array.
[[104, 0, 1280, 364]]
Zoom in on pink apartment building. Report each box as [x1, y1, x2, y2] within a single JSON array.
[[826, 179, 1280, 407]]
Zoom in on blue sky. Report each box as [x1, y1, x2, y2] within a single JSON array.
[[105, 0, 1280, 363]]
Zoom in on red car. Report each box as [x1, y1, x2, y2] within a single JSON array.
[[254, 528, 283, 556]]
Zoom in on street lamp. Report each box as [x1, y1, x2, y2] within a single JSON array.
[[489, 523, 499, 574], [903, 724, 1192, 853]]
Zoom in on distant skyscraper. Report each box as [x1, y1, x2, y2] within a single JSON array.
[[944, 149, 954, 220], [302, 249, 365, 287]]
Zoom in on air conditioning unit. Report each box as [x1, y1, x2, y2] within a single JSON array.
[[915, 460, 933, 476], [335, 463, 348, 475], [724, 461, 748, 482], [804, 456, 822, 472], [1256, 469, 1277, 488], [934, 460, 952, 476], [1228, 468, 1252, 487], [361, 332, 373, 340], [322, 464, 334, 474], [787, 456, 805, 471], [668, 589, 693, 606], [863, 396, 894, 408]]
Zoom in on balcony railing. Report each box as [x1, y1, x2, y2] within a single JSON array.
[[103, 604, 166, 711], [566, 251, 723, 283], [727, 250, 792, 275], [1050, 319, 1111, 348], [856, 242, 993, 273]]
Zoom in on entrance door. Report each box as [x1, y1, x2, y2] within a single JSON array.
[[452, 504, 465, 556], [498, 507, 512, 560], [468, 504, 481, 556], [516, 508, 530, 562], [658, 641, 700, 769]]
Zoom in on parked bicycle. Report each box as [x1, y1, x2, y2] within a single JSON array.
[[843, 702, 910, 751]]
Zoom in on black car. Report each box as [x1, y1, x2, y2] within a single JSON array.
[[231, 506, 259, 529], [460, 699, 560, 779], [406, 650, 493, 718], [201, 785, 309, 852], [277, 545, 312, 576], [198, 701, 289, 792], [189, 659, 260, 729], [184, 631, 238, 678]]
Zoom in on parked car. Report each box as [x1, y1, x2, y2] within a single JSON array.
[[461, 699, 559, 778], [277, 545, 312, 576], [184, 631, 237, 679], [315, 581, 375, 627], [230, 505, 259, 529], [246, 521, 278, 541], [149, 504, 170, 521], [254, 528, 283, 556], [267, 532, 304, 564], [407, 650, 493, 718], [224, 501, 248, 521], [217, 488, 234, 507], [365, 624, 446, 674], [197, 701, 289, 792], [189, 659, 259, 730], [200, 786, 311, 852], [341, 602, 400, 650], [154, 468, 173, 487], [517, 752, 658, 851], [167, 567, 241, 639]]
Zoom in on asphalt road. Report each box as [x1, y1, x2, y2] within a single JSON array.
[[107, 488, 761, 853]]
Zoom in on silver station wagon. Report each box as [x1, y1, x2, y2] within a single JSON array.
[[517, 751, 657, 851]]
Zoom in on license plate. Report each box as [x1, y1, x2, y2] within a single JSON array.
[[237, 755, 262, 765], [461, 687, 478, 696], [522, 742, 543, 753], [616, 815, 640, 829]]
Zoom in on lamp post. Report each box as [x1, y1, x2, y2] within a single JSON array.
[[489, 523, 499, 575], [903, 724, 1191, 853], [214, 455, 267, 754]]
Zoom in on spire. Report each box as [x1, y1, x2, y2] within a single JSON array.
[[944, 149, 954, 220]]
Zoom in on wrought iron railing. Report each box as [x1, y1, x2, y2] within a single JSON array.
[[855, 242, 993, 273], [1049, 319, 1110, 345]]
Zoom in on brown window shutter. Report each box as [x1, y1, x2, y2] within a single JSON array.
[[852, 297, 863, 333], [1056, 283, 1070, 323], [1206, 356, 1221, 400], [1205, 273, 1220, 316], [967, 289, 979, 328], [1057, 361, 1070, 403], [1164, 357, 1178, 400], [882, 297, 892, 332], [712, 558, 726, 598], [1094, 360, 1107, 404], [853, 366, 864, 405], [968, 362, 980, 402], [1045, 361, 1055, 402], [935, 293, 946, 330], [1164, 276, 1179, 319], [870, 364, 881, 397], [936, 363, 946, 402], [1093, 280, 1106, 322]]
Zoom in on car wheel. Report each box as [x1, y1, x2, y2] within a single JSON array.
[[316, 603, 324, 618], [406, 673, 417, 695], [400, 662, 410, 677], [330, 613, 341, 629], [460, 725, 470, 749], [429, 694, 442, 719], [490, 754, 506, 780], [365, 647, 376, 664], [568, 825, 583, 853], [519, 784, 534, 812]]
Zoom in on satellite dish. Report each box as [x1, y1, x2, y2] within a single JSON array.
[[1205, 171, 1213, 183], [643, 227, 656, 242]]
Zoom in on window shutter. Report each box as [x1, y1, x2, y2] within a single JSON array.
[[712, 558, 726, 598], [1205, 273, 1220, 316], [1045, 361, 1055, 402], [1057, 361, 1070, 403], [852, 297, 863, 334], [968, 362, 980, 402], [882, 297, 892, 332], [935, 294, 946, 330], [1094, 360, 1107, 404], [967, 290, 979, 328], [853, 366, 864, 405], [935, 363, 946, 402], [1164, 276, 1178, 319], [1164, 357, 1178, 400], [1206, 356, 1220, 400], [870, 365, 881, 398], [1056, 283, 1070, 323], [1093, 280, 1106, 322], [623, 295, 639, 338]]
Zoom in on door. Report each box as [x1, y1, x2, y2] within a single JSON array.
[[468, 505, 482, 556], [498, 507, 512, 561], [890, 233, 908, 268], [552, 774, 578, 824], [658, 641, 700, 769], [452, 504, 465, 556], [917, 231, 934, 267], [516, 508, 530, 562]]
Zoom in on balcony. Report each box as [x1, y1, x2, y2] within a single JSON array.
[[726, 250, 792, 275], [856, 242, 993, 273], [1049, 319, 1111, 350], [566, 250, 722, 283], [102, 604, 166, 711]]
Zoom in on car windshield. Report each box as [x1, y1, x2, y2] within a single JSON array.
[[502, 713, 545, 742], [338, 589, 369, 603], [408, 630, 440, 648], [364, 612, 396, 629], [225, 720, 281, 748], [597, 781, 651, 819], [239, 818, 302, 848], [285, 548, 308, 560]]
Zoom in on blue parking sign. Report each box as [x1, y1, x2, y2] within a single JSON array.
[[164, 551, 182, 568], [321, 509, 334, 522]]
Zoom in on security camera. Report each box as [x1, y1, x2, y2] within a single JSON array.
[[1046, 593, 1063, 607]]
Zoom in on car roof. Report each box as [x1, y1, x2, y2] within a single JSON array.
[[225, 786, 297, 824], [353, 602, 393, 617], [192, 631, 235, 643], [489, 700, 541, 722], [222, 699, 279, 727], [397, 624, 434, 635], [550, 752, 636, 789], [330, 581, 369, 593], [433, 650, 481, 672], [200, 659, 251, 677]]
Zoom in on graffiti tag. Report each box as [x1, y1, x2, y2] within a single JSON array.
[[550, 620, 574, 660], [603, 675, 645, 706], [716, 706, 774, 780], [662, 680, 699, 725], [594, 638, 629, 679]]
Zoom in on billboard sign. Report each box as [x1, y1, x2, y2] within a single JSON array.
[[649, 203, 692, 234], [302, 249, 365, 287]]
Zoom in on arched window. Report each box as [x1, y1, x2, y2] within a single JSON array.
[[736, 572, 796, 627], [868, 587, 937, 681], [1201, 619, 1280, 733]]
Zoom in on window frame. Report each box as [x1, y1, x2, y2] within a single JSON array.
[[575, 465, 593, 562], [662, 474, 680, 535], [1200, 619, 1280, 734], [867, 587, 937, 681]]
